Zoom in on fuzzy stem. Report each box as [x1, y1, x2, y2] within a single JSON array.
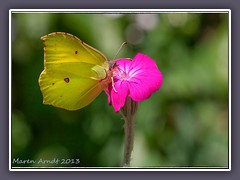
[[123, 112, 134, 167], [121, 97, 138, 167]]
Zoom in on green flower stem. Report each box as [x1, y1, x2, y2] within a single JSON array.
[[121, 97, 138, 167]]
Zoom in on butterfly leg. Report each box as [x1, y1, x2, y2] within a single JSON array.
[[111, 77, 118, 93]]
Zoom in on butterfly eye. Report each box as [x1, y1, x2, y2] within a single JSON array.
[[109, 60, 118, 70]]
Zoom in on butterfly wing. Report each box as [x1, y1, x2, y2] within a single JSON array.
[[39, 32, 109, 110]]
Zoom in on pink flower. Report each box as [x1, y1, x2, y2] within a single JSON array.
[[105, 53, 163, 112]]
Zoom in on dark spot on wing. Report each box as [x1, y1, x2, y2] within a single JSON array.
[[75, 50, 78, 54], [64, 77, 70, 83], [52, 83, 55, 85]]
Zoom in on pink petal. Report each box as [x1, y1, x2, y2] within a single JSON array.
[[127, 53, 163, 102], [110, 80, 129, 112]]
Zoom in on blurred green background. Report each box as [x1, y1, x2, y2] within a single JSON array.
[[11, 12, 229, 167]]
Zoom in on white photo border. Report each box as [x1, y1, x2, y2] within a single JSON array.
[[9, 9, 231, 171]]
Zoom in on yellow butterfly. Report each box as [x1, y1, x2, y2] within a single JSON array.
[[39, 32, 113, 110]]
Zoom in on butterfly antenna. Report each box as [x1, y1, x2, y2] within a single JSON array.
[[111, 41, 127, 93], [113, 41, 127, 60]]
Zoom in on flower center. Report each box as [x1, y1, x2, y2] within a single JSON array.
[[114, 67, 130, 80]]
